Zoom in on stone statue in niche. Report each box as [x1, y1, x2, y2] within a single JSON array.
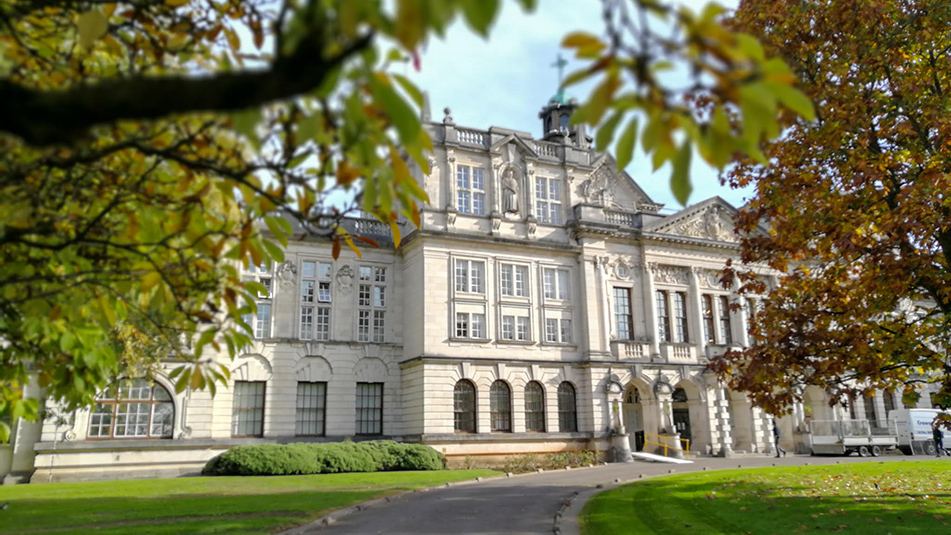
[[704, 205, 726, 240], [335, 264, 354, 295], [502, 167, 520, 214]]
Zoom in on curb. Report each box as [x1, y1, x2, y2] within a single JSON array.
[[280, 463, 606, 534]]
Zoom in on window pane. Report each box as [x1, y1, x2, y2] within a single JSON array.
[[318, 263, 332, 280], [302, 261, 316, 278], [374, 286, 385, 308], [456, 313, 469, 338], [301, 280, 315, 303], [557, 270, 569, 300], [543, 269, 554, 299], [545, 318, 558, 343], [356, 383, 383, 435], [525, 382, 545, 432], [613, 287, 632, 340], [500, 265, 513, 296], [296, 382, 327, 436], [359, 284, 371, 307], [515, 266, 528, 297], [558, 382, 578, 432], [490, 381, 512, 432], [373, 310, 385, 343], [560, 319, 572, 344], [358, 309, 370, 342], [471, 313, 485, 339], [502, 316, 514, 340], [300, 306, 314, 340], [315, 307, 330, 341], [256, 304, 271, 339], [232, 381, 265, 437], [360, 266, 372, 281], [471, 262, 484, 293], [454, 381, 476, 433], [455, 260, 468, 292], [517, 316, 530, 341]]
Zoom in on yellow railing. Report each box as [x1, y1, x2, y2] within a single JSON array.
[[644, 432, 691, 459]]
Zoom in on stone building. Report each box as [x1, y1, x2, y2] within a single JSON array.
[[3, 96, 938, 483]]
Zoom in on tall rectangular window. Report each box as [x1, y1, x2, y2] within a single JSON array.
[[545, 318, 558, 343], [500, 264, 529, 297], [718, 296, 733, 345], [543, 268, 570, 300], [673, 292, 689, 343], [501, 316, 515, 340], [517, 316, 530, 341], [232, 381, 265, 437], [746, 298, 758, 344], [242, 262, 272, 339], [702, 295, 716, 344], [560, 319, 573, 344], [455, 259, 485, 294], [535, 176, 563, 224], [356, 382, 383, 435], [301, 260, 332, 340], [500, 315, 530, 341], [613, 287, 633, 340], [295, 382, 326, 436], [656, 290, 671, 343], [357, 266, 386, 343], [456, 165, 485, 215]]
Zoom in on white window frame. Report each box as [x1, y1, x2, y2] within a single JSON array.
[[357, 265, 387, 343], [542, 267, 570, 301], [456, 164, 486, 215], [301, 260, 332, 341], [242, 262, 273, 339], [454, 259, 486, 295], [455, 311, 486, 340], [535, 176, 563, 224], [499, 263, 529, 299]]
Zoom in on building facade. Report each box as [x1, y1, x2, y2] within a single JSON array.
[[4, 98, 938, 483]]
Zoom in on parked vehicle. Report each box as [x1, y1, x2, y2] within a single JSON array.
[[809, 419, 898, 456], [888, 408, 950, 456]]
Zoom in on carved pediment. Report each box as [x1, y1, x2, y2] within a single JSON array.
[[647, 197, 741, 243], [580, 159, 657, 210]]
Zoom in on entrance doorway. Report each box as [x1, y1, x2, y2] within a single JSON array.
[[623, 387, 645, 451], [672, 387, 691, 449]]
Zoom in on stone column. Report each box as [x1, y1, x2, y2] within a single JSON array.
[[595, 256, 612, 354], [689, 268, 706, 358], [643, 263, 660, 358], [714, 385, 734, 457], [737, 296, 751, 347]]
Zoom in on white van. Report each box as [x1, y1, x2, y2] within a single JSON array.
[[888, 408, 949, 455]]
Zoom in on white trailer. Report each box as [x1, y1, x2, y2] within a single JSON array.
[[888, 408, 949, 456], [809, 419, 898, 456]]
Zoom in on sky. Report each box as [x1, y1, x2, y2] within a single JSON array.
[[406, 0, 747, 213]]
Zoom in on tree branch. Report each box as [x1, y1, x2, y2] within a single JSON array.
[[0, 31, 373, 145]]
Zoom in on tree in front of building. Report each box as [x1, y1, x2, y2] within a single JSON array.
[[0, 0, 807, 443], [708, 0, 951, 414]]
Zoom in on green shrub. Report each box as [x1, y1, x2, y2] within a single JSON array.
[[202, 441, 445, 476]]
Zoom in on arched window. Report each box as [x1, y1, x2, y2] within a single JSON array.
[[884, 392, 896, 415], [863, 393, 877, 422], [88, 379, 173, 439], [525, 381, 546, 432], [454, 380, 477, 433], [672, 388, 688, 403], [558, 382, 578, 432], [490, 380, 512, 432]]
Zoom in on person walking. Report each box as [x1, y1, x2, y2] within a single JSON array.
[[933, 422, 946, 458], [773, 419, 787, 458]]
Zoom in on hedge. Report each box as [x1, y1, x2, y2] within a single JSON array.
[[202, 441, 446, 476]]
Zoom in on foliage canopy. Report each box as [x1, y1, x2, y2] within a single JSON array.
[[711, 0, 951, 414]]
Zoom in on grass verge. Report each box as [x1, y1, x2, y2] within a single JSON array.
[[0, 469, 500, 534], [582, 460, 951, 535]]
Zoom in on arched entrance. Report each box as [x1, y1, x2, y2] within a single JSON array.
[[623, 386, 645, 451], [671, 387, 691, 449]]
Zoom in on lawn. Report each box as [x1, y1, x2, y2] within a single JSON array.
[[582, 461, 951, 535], [0, 469, 499, 534]]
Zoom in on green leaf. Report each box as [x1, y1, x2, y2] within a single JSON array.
[[77, 9, 108, 49], [735, 33, 765, 62], [393, 74, 425, 108], [615, 118, 638, 171], [596, 111, 624, 152], [671, 140, 693, 205], [766, 81, 816, 122], [371, 75, 421, 148], [460, 0, 500, 37], [262, 239, 285, 263], [264, 215, 288, 247], [0, 421, 10, 444]]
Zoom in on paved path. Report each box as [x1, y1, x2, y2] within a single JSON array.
[[294, 455, 926, 535]]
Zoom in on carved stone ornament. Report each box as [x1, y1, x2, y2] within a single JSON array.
[[653, 378, 673, 397], [63, 429, 76, 442], [672, 205, 738, 242], [335, 264, 354, 295], [650, 263, 689, 285], [491, 214, 502, 235], [276, 260, 298, 290], [446, 208, 457, 230], [696, 269, 722, 290], [527, 217, 537, 238], [581, 166, 616, 206]]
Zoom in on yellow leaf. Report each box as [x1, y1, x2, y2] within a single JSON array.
[[77, 10, 108, 49], [562, 32, 602, 50], [142, 271, 162, 292]]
